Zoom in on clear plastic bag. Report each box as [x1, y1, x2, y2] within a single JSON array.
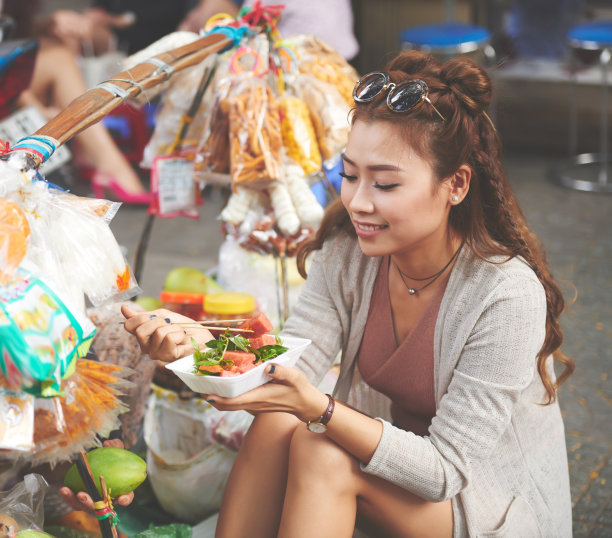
[[141, 54, 218, 169], [0, 473, 48, 532], [291, 74, 350, 162], [228, 78, 283, 189], [143, 385, 253, 524], [289, 34, 359, 106], [278, 94, 321, 176]]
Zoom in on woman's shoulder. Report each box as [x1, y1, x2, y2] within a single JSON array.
[[452, 246, 545, 306]]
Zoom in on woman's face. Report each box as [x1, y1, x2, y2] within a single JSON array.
[[340, 119, 452, 258]]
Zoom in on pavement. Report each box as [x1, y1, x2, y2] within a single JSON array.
[[97, 148, 611, 537]]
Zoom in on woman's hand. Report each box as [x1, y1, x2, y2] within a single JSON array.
[[121, 305, 213, 362], [58, 439, 134, 511], [204, 363, 330, 424]]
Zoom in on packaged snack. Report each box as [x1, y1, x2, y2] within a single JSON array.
[[278, 94, 321, 176], [0, 266, 96, 397], [228, 79, 282, 188], [285, 34, 359, 106], [292, 74, 350, 162]]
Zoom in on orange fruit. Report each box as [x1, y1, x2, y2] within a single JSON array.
[[0, 199, 30, 283]]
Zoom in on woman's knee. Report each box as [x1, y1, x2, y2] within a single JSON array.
[[243, 412, 301, 451], [288, 425, 359, 491]]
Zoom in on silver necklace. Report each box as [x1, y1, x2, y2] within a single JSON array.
[[393, 243, 463, 295]]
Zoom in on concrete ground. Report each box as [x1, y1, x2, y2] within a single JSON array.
[[104, 148, 611, 537]]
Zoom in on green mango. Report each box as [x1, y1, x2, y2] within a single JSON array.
[[134, 296, 163, 311], [164, 266, 224, 294], [63, 446, 147, 498], [17, 532, 55, 537]]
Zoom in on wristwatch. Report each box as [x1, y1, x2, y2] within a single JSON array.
[[306, 394, 335, 433]]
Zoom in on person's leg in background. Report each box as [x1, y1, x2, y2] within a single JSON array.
[[18, 39, 151, 201]]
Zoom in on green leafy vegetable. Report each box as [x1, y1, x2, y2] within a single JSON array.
[[191, 332, 288, 375]]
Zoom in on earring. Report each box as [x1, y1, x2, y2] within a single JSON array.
[[451, 195, 459, 203]]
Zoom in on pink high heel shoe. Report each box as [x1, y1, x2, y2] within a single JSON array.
[[91, 173, 153, 205]]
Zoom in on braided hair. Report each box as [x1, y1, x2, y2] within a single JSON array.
[[297, 50, 574, 403]]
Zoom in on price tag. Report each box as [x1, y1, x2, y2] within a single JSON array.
[[150, 155, 199, 218]]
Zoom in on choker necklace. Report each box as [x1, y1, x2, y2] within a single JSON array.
[[393, 243, 463, 295]]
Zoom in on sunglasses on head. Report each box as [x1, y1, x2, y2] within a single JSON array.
[[352, 71, 446, 122]]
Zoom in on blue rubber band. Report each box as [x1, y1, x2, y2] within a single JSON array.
[[205, 25, 250, 51]]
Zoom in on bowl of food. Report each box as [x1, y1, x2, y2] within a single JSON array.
[[165, 321, 311, 398]]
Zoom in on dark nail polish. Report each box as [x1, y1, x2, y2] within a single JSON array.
[[207, 399, 215, 404], [184, 330, 187, 334], [164, 317, 171, 324], [149, 314, 157, 319], [269, 364, 276, 374]]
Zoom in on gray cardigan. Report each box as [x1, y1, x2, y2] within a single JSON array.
[[282, 233, 572, 537]]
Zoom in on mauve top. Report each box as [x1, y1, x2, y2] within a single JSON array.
[[357, 256, 447, 435]]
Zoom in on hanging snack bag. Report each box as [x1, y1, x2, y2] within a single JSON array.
[[289, 34, 359, 106], [0, 266, 96, 397], [228, 77, 283, 189], [292, 74, 351, 162], [194, 76, 234, 179], [278, 94, 322, 176]]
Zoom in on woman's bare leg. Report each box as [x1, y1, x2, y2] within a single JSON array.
[[278, 425, 453, 538], [23, 41, 147, 194], [215, 412, 301, 538]]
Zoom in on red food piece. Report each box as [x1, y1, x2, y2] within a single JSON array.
[[237, 312, 274, 337], [199, 364, 223, 375], [220, 369, 241, 377], [248, 334, 276, 349], [223, 350, 256, 368]]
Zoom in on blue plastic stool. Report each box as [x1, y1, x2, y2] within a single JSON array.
[[399, 22, 497, 122], [555, 21, 612, 193], [400, 23, 495, 63]]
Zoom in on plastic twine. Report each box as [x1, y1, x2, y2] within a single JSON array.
[[93, 499, 119, 527], [10, 135, 59, 163]]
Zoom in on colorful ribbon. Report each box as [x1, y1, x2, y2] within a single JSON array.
[[93, 499, 119, 526]]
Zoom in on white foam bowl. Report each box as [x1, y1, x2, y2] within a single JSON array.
[[165, 335, 312, 398]]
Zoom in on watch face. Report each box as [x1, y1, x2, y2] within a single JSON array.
[[307, 421, 327, 434]]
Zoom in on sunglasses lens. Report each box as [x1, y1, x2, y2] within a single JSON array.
[[388, 81, 426, 112], [354, 73, 387, 102]]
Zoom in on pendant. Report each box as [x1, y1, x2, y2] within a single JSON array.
[[408, 288, 416, 295]]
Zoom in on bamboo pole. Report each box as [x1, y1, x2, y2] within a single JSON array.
[[25, 33, 232, 167]]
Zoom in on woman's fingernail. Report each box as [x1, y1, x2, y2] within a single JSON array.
[[149, 314, 157, 319], [207, 399, 215, 404], [164, 317, 171, 324], [184, 330, 187, 334], [268, 364, 276, 374]]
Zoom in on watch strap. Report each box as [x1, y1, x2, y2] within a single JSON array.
[[320, 394, 335, 426]]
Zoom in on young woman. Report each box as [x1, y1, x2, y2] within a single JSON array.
[[123, 50, 574, 537]]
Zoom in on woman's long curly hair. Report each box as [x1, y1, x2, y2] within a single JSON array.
[[297, 50, 574, 403]]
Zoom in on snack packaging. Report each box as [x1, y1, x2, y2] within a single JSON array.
[[0, 388, 34, 452], [0, 266, 96, 397], [289, 34, 359, 106], [278, 94, 321, 176], [194, 77, 233, 179], [149, 153, 201, 219], [292, 74, 351, 162], [141, 54, 218, 169], [228, 78, 283, 188]]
